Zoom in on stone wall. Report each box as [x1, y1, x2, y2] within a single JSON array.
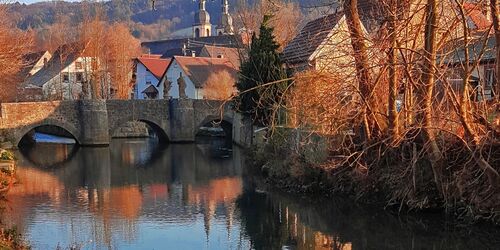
[[0, 99, 250, 148], [112, 121, 150, 138]]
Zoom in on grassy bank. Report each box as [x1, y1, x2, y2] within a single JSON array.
[[249, 131, 500, 224]]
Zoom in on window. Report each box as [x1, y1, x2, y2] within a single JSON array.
[[485, 68, 496, 88], [62, 73, 69, 82], [206, 29, 210, 36], [146, 76, 152, 85], [75, 62, 83, 70], [195, 28, 200, 38], [76, 73, 83, 82]]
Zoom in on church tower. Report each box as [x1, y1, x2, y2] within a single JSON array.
[[216, 0, 234, 35], [193, 0, 212, 38]]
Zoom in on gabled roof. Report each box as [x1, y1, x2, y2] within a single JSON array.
[[440, 35, 496, 65], [160, 46, 205, 58], [137, 55, 171, 80], [282, 12, 344, 66], [165, 56, 238, 88], [20, 50, 51, 76], [141, 35, 239, 55], [24, 43, 85, 87], [23, 51, 49, 65], [200, 45, 242, 69], [141, 84, 159, 94]]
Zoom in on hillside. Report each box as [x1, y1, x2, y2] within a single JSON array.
[[5, 0, 334, 34]]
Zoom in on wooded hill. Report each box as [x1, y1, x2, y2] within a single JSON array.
[[5, 0, 328, 39]]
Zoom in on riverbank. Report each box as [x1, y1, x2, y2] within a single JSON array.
[[0, 149, 29, 250], [249, 132, 500, 225]]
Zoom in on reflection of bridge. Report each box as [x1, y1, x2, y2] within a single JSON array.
[[0, 99, 252, 147]]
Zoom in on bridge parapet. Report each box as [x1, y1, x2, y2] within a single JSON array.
[[0, 99, 252, 149]]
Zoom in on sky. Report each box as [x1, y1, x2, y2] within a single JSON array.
[[13, 0, 83, 4]]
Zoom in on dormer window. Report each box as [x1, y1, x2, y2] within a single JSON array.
[[75, 62, 82, 70]]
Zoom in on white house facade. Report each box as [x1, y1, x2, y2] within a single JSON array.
[[159, 56, 238, 100], [133, 55, 170, 100]]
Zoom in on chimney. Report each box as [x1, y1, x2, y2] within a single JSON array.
[[191, 51, 196, 57]]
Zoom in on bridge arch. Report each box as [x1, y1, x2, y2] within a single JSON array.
[[15, 119, 82, 146], [110, 117, 170, 143], [196, 114, 233, 139]]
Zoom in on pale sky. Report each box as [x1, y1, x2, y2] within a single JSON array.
[[14, 0, 83, 4]]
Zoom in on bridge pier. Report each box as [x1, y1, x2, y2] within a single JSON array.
[[79, 100, 110, 146], [169, 99, 195, 142]]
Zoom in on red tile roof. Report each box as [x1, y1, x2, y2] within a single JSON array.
[[137, 55, 171, 80], [464, 2, 492, 31], [171, 56, 238, 88]]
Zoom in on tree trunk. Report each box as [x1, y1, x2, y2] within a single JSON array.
[[343, 0, 379, 141], [388, 0, 400, 142], [456, 1, 499, 189], [491, 0, 500, 100], [420, 0, 443, 189]]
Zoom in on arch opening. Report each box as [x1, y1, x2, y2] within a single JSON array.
[[18, 124, 80, 168], [18, 124, 79, 147], [196, 118, 232, 140], [196, 118, 233, 158], [111, 120, 169, 144]]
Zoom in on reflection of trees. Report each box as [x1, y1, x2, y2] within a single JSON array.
[[5, 139, 246, 248], [237, 190, 500, 250]]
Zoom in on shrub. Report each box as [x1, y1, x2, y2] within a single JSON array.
[[0, 151, 14, 161]]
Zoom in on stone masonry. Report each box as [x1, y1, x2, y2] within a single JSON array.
[[0, 99, 252, 148]]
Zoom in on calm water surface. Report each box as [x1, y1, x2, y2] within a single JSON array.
[[2, 137, 500, 250]]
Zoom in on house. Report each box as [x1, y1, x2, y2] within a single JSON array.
[[22, 50, 52, 76], [22, 43, 93, 100], [158, 56, 238, 99], [282, 12, 368, 76], [441, 36, 497, 101], [133, 55, 171, 99], [199, 45, 242, 68]]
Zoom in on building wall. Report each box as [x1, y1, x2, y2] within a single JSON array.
[[312, 16, 358, 78], [134, 62, 161, 100], [42, 57, 92, 100], [162, 60, 199, 99]]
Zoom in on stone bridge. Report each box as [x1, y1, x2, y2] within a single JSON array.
[[0, 99, 253, 148]]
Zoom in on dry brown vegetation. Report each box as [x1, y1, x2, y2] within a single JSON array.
[[204, 70, 236, 100], [252, 0, 500, 222], [0, 5, 31, 103]]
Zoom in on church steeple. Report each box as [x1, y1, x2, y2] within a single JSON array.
[[193, 0, 212, 38], [216, 0, 234, 36]]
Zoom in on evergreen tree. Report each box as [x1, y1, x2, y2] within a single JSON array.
[[236, 15, 288, 126]]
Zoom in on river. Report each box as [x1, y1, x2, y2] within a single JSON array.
[[1, 137, 500, 249]]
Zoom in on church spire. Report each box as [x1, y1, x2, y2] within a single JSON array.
[[216, 0, 234, 35], [193, 0, 212, 38]]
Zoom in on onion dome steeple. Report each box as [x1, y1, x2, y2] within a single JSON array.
[[193, 0, 212, 38], [216, 0, 234, 35]]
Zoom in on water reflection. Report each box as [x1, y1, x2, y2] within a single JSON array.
[[2, 138, 500, 250], [3, 138, 247, 249]]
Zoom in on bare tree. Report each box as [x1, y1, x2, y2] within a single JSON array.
[[0, 5, 31, 103], [204, 70, 237, 100], [491, 0, 500, 99], [105, 23, 141, 99]]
